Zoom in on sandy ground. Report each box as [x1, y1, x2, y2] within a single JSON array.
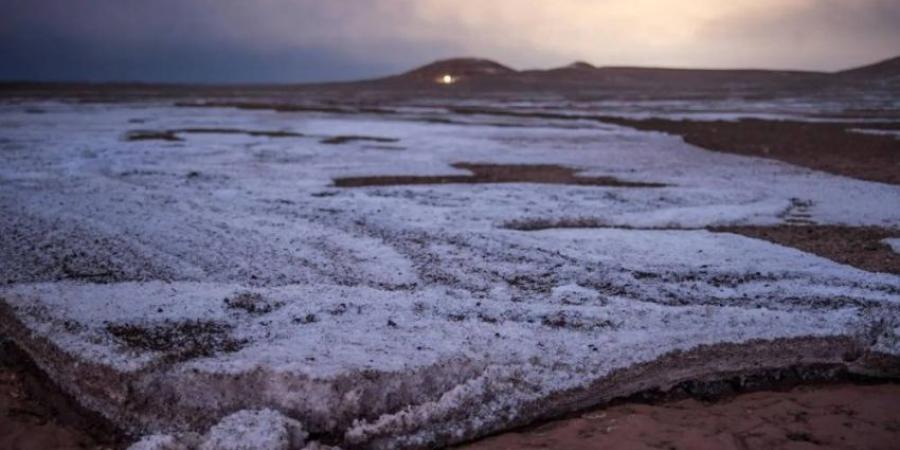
[[463, 383, 900, 450]]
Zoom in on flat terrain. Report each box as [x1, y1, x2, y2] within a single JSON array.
[[0, 89, 899, 449]]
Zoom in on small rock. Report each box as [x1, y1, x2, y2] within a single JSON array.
[[198, 409, 308, 450]]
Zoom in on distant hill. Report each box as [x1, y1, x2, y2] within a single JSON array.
[[2, 54, 897, 100], [351, 54, 900, 95], [521, 64, 825, 88], [837, 55, 900, 80], [398, 58, 515, 82]]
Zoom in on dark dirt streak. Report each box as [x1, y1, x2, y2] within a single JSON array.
[[174, 101, 396, 115], [176, 128, 304, 138], [106, 320, 247, 363], [125, 130, 182, 142], [320, 135, 400, 145], [504, 217, 613, 231], [333, 163, 666, 188], [125, 128, 304, 141]]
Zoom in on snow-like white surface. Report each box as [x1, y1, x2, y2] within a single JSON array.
[[884, 238, 900, 254], [1, 100, 899, 448], [129, 409, 309, 450]]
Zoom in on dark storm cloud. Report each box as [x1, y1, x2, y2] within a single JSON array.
[[1, 0, 898, 82], [0, 0, 458, 82]]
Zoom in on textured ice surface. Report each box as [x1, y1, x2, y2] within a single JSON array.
[[129, 409, 308, 450], [885, 238, 900, 254], [1, 100, 899, 448]]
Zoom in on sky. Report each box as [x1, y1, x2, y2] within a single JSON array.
[[2, 0, 899, 83]]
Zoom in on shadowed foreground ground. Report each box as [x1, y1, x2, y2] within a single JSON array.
[[3, 341, 898, 450], [463, 383, 900, 450]]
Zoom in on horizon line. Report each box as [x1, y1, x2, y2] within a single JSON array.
[[0, 53, 895, 86]]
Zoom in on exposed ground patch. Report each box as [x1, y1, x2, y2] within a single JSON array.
[[0, 338, 123, 449], [106, 320, 246, 362], [125, 128, 304, 141], [504, 217, 610, 231], [125, 130, 182, 142], [223, 291, 283, 315], [320, 135, 399, 145], [363, 144, 405, 151], [334, 163, 666, 188], [464, 381, 900, 450], [174, 101, 396, 115]]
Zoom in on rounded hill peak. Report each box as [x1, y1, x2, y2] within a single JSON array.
[[565, 61, 596, 70], [403, 58, 516, 81]]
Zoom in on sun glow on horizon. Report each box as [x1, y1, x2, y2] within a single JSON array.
[[438, 74, 456, 84]]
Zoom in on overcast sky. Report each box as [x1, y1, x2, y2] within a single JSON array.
[[2, 0, 899, 83]]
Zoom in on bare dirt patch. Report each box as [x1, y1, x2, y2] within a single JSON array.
[[0, 339, 121, 450], [176, 128, 304, 138], [223, 291, 283, 316], [464, 382, 900, 450], [106, 320, 246, 362], [320, 135, 399, 145], [714, 225, 900, 275], [174, 101, 396, 115], [600, 117, 900, 185], [504, 217, 609, 231], [333, 163, 666, 188], [125, 128, 303, 141], [125, 129, 182, 142]]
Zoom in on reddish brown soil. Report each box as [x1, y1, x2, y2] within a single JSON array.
[[715, 225, 900, 275], [333, 163, 666, 188], [0, 341, 120, 450], [601, 118, 900, 185], [464, 383, 900, 450]]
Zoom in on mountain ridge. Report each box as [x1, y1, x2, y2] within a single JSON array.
[[364, 54, 900, 92], [397, 54, 900, 79], [1, 54, 897, 96]]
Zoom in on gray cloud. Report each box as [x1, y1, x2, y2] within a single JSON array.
[[1, 0, 897, 82], [0, 0, 462, 82]]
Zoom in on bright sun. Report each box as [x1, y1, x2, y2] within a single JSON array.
[[440, 74, 455, 84]]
